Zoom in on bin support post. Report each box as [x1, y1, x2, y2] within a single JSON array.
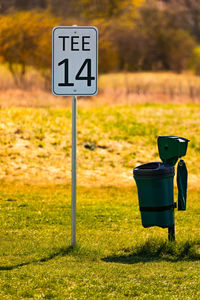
[[168, 225, 175, 241]]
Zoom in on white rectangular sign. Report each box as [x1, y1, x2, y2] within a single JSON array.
[[52, 26, 98, 96]]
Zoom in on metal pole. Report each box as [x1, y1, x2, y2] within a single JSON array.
[[71, 96, 77, 246]]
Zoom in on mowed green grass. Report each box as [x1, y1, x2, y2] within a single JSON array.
[[0, 184, 199, 299], [0, 104, 200, 299]]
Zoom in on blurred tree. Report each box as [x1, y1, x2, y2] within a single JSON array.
[[108, 22, 146, 71], [47, 0, 132, 20], [0, 11, 58, 86], [47, 0, 80, 18], [79, 0, 146, 21], [169, 0, 200, 41], [93, 20, 119, 73], [135, 0, 196, 72], [0, 0, 15, 13], [15, 0, 47, 10], [0, 0, 198, 82], [80, 0, 125, 19], [189, 45, 200, 74], [0, 0, 47, 13]]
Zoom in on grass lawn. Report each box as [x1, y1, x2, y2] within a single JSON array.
[[0, 103, 200, 299], [0, 184, 199, 299]]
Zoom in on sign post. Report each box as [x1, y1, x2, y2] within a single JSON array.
[[71, 95, 77, 246], [52, 26, 98, 246]]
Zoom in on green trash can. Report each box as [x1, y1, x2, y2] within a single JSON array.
[[133, 136, 189, 240], [133, 162, 175, 228]]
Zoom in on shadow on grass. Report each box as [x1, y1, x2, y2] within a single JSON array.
[[102, 239, 200, 264], [0, 245, 78, 271]]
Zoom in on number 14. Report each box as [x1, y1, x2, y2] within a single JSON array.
[[58, 58, 95, 87]]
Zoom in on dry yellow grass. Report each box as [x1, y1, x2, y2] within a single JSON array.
[[0, 65, 200, 108], [0, 89, 69, 108], [0, 67, 199, 188], [0, 105, 199, 189]]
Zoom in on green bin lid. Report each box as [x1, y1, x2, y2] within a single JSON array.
[[157, 136, 189, 166]]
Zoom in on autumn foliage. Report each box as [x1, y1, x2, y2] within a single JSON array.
[[0, 11, 58, 85], [0, 0, 200, 86]]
